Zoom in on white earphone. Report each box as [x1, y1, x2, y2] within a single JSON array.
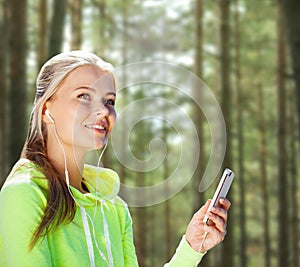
[[45, 109, 55, 123]]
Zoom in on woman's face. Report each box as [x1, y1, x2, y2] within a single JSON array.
[[45, 65, 116, 152]]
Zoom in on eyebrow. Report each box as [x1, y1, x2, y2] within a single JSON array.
[[75, 86, 116, 97], [105, 92, 116, 97]]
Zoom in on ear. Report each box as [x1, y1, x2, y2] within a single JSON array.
[[42, 103, 53, 124]]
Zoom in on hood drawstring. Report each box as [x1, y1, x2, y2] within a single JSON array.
[[80, 206, 96, 267], [80, 203, 114, 267], [100, 200, 114, 267]]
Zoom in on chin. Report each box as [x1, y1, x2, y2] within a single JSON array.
[[94, 141, 107, 150]]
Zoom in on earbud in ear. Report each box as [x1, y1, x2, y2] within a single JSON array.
[[45, 109, 55, 123]]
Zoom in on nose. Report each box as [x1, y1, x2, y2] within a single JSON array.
[[96, 102, 109, 117]]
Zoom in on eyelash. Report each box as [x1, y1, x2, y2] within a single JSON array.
[[78, 93, 115, 106], [78, 93, 91, 100], [105, 99, 115, 106]]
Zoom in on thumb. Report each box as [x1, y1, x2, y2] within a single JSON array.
[[194, 199, 212, 219]]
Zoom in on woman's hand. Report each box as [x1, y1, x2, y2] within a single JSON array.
[[185, 198, 231, 253]]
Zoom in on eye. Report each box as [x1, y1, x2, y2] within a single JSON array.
[[105, 99, 115, 106], [78, 93, 91, 101]]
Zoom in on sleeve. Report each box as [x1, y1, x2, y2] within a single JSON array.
[[122, 204, 139, 267], [163, 235, 206, 267], [0, 181, 52, 267]]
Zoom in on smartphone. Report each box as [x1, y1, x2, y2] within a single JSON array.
[[203, 168, 235, 225]]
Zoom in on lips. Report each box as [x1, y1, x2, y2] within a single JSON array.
[[85, 122, 108, 134]]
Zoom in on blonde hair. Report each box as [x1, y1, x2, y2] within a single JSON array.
[[22, 51, 114, 249]]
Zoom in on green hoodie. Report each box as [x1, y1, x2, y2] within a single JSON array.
[[0, 159, 204, 267]]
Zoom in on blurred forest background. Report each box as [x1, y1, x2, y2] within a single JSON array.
[[0, 0, 300, 267]]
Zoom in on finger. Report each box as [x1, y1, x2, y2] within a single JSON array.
[[202, 199, 212, 211], [193, 199, 212, 220], [207, 211, 227, 233], [218, 198, 231, 211], [202, 199, 212, 213], [210, 205, 228, 223]]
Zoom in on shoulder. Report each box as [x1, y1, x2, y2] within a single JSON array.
[[0, 158, 48, 206], [113, 196, 129, 210], [112, 196, 133, 226]]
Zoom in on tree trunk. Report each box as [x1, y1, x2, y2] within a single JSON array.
[[162, 121, 172, 260], [234, 1, 247, 266], [91, 0, 107, 56], [192, 0, 205, 211], [70, 0, 83, 50], [193, 2, 209, 266], [135, 205, 147, 267], [119, 1, 129, 184], [7, 0, 27, 169], [0, 0, 4, 184], [277, 7, 289, 267], [219, 0, 234, 265], [48, 0, 66, 58], [278, 0, 300, 151], [133, 94, 147, 267], [38, 0, 47, 69], [0, 0, 9, 185], [98, 0, 106, 55], [288, 85, 299, 267], [258, 79, 271, 267]]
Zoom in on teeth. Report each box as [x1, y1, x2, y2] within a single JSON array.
[[86, 125, 106, 130]]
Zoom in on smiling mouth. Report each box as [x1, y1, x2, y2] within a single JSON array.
[[85, 124, 107, 133]]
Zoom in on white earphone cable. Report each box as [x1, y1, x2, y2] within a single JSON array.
[[195, 231, 208, 267], [198, 231, 208, 254], [52, 122, 111, 266], [53, 122, 69, 185]]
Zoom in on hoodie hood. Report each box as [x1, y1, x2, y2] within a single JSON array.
[[82, 164, 120, 200]]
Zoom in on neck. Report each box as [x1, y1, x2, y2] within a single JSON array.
[[47, 137, 87, 193]]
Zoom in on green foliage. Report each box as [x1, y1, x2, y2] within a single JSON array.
[[1, 0, 299, 266]]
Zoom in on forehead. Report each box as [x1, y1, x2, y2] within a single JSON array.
[[60, 65, 115, 93]]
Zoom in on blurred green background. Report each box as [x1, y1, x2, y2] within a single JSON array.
[[0, 0, 299, 267]]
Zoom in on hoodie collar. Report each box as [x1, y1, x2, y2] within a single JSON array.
[[68, 164, 120, 206], [82, 164, 120, 200], [11, 159, 120, 207]]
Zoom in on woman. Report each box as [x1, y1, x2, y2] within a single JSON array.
[[0, 51, 230, 267]]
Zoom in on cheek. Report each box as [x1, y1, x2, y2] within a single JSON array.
[[73, 103, 91, 121], [57, 103, 85, 133], [110, 110, 117, 127]]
